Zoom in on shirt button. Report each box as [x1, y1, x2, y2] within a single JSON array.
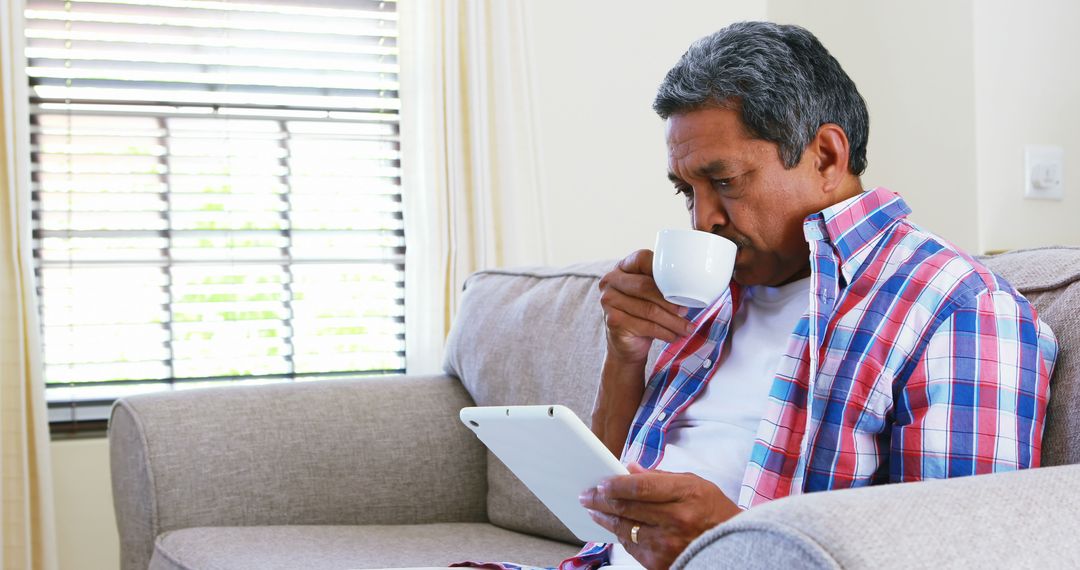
[[703, 359, 712, 369], [657, 412, 667, 421]]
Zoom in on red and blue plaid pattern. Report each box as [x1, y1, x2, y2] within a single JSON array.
[[466, 188, 1056, 569]]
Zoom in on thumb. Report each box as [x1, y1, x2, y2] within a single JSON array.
[[626, 461, 649, 474]]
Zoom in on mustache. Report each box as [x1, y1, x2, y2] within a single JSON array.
[[708, 227, 751, 249]]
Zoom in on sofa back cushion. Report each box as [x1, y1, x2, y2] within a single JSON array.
[[444, 262, 615, 544], [979, 247, 1080, 466], [443, 248, 1080, 543]]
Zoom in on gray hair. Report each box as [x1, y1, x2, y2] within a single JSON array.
[[654, 21, 869, 175]]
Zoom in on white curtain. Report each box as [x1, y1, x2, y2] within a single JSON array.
[[0, 1, 59, 569], [399, 0, 549, 374]]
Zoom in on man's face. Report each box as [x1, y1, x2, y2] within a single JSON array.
[[666, 106, 826, 287]]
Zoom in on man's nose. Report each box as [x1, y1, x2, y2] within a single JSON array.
[[692, 189, 728, 232]]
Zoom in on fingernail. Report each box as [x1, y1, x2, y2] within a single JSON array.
[[678, 306, 689, 317], [684, 322, 695, 334], [578, 492, 589, 505]]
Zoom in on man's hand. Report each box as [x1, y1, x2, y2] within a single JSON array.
[[599, 250, 694, 365], [592, 250, 695, 456], [579, 463, 741, 570]]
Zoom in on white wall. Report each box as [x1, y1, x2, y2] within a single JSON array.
[[525, 0, 768, 265], [534, 0, 1080, 260], [528, 0, 1080, 263], [767, 0, 980, 252], [974, 0, 1080, 252], [51, 439, 118, 570]]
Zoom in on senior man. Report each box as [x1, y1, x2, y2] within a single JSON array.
[[461, 20, 1057, 570], [575, 21, 1057, 570]]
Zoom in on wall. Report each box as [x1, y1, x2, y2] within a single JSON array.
[[528, 0, 1080, 263], [974, 0, 1080, 252], [525, 0, 768, 265], [535, 0, 1080, 260], [766, 0, 980, 252], [51, 439, 118, 570]]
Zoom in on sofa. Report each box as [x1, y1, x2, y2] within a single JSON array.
[[109, 247, 1080, 570]]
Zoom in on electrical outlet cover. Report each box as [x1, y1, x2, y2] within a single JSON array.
[[1025, 145, 1065, 200]]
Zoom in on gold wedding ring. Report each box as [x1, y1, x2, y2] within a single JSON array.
[[630, 524, 641, 544]]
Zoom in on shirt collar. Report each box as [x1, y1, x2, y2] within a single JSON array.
[[802, 187, 912, 284]]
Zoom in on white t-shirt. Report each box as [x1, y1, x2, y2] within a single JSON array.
[[608, 277, 810, 568]]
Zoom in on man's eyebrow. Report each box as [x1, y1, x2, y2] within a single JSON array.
[[699, 160, 732, 177], [667, 160, 733, 183]]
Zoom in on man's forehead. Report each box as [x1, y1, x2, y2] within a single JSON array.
[[665, 105, 747, 137], [667, 159, 735, 182], [666, 110, 751, 154]]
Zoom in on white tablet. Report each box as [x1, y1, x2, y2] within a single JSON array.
[[459, 404, 628, 543]]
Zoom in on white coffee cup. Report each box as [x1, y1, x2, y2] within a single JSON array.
[[652, 229, 737, 308]]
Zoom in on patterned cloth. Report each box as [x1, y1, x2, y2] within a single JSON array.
[[461, 188, 1058, 570]]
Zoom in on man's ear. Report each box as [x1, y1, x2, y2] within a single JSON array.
[[810, 123, 851, 194]]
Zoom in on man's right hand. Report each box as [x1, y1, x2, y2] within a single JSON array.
[[598, 250, 695, 365], [593, 250, 694, 455]]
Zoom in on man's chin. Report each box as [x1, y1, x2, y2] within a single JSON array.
[[731, 265, 758, 287]]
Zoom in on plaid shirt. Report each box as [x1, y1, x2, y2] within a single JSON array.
[[459, 188, 1057, 570]]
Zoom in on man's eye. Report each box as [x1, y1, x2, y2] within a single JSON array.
[[674, 187, 694, 209], [711, 177, 733, 188]]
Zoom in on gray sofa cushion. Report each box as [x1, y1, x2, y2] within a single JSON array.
[[148, 523, 581, 570], [111, 375, 488, 570], [980, 247, 1080, 465], [443, 261, 615, 544], [674, 463, 1080, 570]]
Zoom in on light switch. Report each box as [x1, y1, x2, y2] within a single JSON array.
[[1025, 145, 1065, 200]]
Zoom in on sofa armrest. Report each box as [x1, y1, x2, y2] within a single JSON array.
[[109, 374, 487, 570], [674, 464, 1080, 569]]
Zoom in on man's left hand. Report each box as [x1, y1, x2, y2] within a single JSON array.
[[579, 463, 742, 570]]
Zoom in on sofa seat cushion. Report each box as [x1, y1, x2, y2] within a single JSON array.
[[149, 523, 581, 570]]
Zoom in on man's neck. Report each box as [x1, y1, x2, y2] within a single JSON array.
[[831, 176, 864, 206], [775, 264, 811, 286]]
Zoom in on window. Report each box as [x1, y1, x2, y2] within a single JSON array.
[[24, 0, 404, 431]]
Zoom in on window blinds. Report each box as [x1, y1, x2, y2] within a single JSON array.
[[24, 0, 404, 426]]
